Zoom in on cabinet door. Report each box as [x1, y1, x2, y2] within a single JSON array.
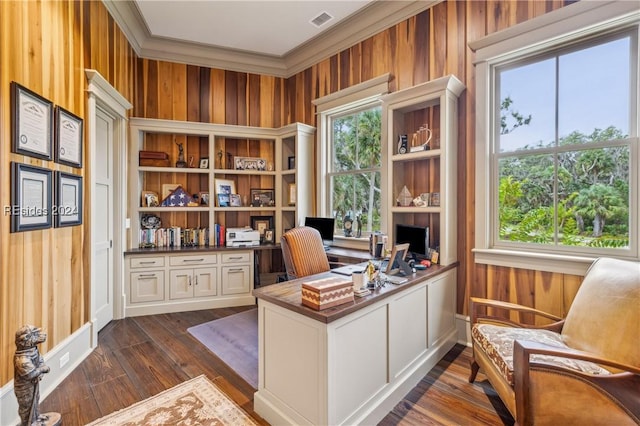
[[221, 265, 251, 295], [194, 267, 218, 297], [169, 269, 194, 300], [130, 271, 165, 303]]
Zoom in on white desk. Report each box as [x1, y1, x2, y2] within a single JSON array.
[[252, 264, 458, 425]]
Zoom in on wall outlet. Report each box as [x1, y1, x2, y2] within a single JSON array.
[[59, 352, 70, 368]]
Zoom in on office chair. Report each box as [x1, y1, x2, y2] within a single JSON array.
[[281, 226, 331, 280]]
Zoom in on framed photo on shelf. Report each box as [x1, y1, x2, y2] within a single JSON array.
[[288, 183, 296, 206], [54, 106, 83, 168], [251, 215, 273, 238], [229, 194, 242, 207], [235, 156, 266, 171], [141, 190, 159, 207], [11, 81, 54, 160], [217, 193, 230, 207], [288, 156, 295, 170], [10, 162, 53, 232], [199, 191, 209, 206], [250, 188, 274, 207], [54, 171, 82, 227], [199, 157, 209, 169], [264, 229, 275, 244], [215, 178, 236, 199]]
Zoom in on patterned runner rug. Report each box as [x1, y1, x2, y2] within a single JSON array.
[[87, 375, 257, 425], [187, 308, 258, 388]]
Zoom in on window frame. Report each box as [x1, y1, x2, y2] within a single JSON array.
[[471, 1, 640, 274], [313, 74, 390, 249]]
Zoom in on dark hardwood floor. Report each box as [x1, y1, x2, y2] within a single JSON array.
[[41, 307, 514, 425]]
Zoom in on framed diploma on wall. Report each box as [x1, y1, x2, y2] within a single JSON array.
[[55, 106, 83, 168], [10, 162, 53, 232], [11, 82, 54, 160]]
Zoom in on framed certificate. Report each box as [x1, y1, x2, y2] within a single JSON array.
[[55, 171, 83, 227], [55, 106, 83, 168], [10, 162, 53, 232], [11, 82, 54, 160]]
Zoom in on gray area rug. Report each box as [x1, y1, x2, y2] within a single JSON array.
[[187, 308, 258, 388]]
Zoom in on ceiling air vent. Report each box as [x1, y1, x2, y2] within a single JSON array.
[[310, 11, 334, 28]]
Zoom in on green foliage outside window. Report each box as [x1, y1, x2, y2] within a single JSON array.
[[330, 107, 382, 236]]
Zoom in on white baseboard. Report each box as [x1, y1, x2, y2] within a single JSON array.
[[1, 322, 94, 426], [456, 313, 471, 347]]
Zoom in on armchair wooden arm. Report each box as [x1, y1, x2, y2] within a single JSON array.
[[513, 339, 640, 426], [469, 297, 564, 332]]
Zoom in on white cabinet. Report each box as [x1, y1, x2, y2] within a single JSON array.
[[220, 251, 252, 295], [169, 267, 217, 299], [130, 270, 165, 303], [125, 249, 255, 316]]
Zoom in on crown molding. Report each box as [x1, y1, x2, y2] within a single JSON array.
[[102, 0, 439, 78]]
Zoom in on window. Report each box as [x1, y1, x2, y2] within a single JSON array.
[[313, 74, 390, 246], [472, 2, 639, 273], [329, 105, 382, 236]]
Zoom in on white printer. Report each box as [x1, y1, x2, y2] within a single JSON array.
[[226, 227, 260, 247]]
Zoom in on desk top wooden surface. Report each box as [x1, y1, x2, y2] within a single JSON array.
[[252, 263, 457, 323]]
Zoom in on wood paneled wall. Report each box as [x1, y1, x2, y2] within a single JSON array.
[[1, 0, 580, 389], [283, 0, 580, 319], [0, 0, 136, 385]]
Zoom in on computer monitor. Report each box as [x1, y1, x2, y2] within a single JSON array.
[[395, 224, 429, 259], [304, 217, 335, 246]]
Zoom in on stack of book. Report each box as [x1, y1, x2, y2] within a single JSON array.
[[138, 224, 227, 248]]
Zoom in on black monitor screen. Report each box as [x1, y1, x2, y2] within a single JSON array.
[[304, 217, 335, 242], [395, 224, 429, 257]]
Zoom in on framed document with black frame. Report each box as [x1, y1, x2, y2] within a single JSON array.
[[55, 171, 83, 227], [11, 82, 54, 160], [54, 106, 83, 168], [10, 162, 53, 232]]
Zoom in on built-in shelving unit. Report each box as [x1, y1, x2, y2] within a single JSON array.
[[382, 75, 465, 266], [124, 118, 314, 316]]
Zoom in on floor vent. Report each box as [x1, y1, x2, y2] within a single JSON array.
[[310, 11, 333, 28]]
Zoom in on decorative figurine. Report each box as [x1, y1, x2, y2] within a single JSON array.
[[14, 325, 61, 426], [175, 142, 187, 168], [356, 214, 362, 238]]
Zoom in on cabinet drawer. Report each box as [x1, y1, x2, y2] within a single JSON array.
[[221, 252, 251, 264], [130, 256, 165, 269], [221, 265, 251, 295], [169, 254, 217, 266], [130, 271, 165, 303]]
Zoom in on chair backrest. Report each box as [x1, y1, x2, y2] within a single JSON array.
[[281, 226, 331, 280], [562, 257, 640, 367]]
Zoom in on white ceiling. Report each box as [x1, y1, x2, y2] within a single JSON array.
[[104, 0, 436, 77]]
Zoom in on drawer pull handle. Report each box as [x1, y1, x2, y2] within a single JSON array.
[[182, 258, 204, 262], [228, 268, 243, 273], [140, 261, 156, 264], [228, 256, 243, 260], [138, 274, 156, 279], [188, 276, 192, 286], [194, 276, 198, 286]]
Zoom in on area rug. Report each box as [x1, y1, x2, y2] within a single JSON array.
[[87, 375, 257, 425], [187, 308, 258, 388]]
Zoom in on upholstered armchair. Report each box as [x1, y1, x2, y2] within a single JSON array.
[[280, 226, 331, 280], [469, 257, 640, 425]]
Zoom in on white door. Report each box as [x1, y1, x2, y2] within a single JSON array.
[[93, 106, 114, 330]]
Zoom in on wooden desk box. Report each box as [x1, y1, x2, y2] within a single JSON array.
[[301, 277, 354, 310]]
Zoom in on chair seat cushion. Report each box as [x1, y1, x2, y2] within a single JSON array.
[[472, 324, 611, 385]]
